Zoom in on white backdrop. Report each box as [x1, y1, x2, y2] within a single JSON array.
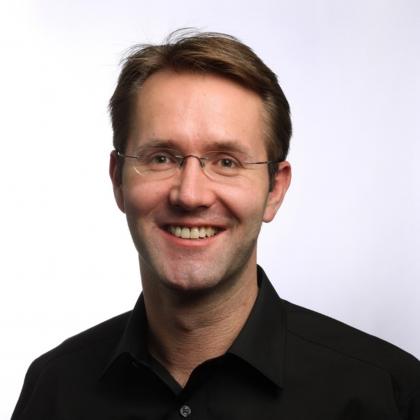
[[1, 1, 419, 417]]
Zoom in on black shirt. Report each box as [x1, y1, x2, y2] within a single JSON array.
[[12, 267, 420, 419]]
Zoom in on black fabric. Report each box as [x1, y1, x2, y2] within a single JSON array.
[[12, 266, 420, 419]]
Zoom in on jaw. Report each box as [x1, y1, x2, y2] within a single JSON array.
[[136, 220, 259, 298], [139, 243, 258, 301]]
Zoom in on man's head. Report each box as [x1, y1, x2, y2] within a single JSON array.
[[109, 30, 292, 295], [109, 30, 292, 188]]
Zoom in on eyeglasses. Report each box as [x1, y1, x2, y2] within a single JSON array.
[[116, 148, 281, 182]]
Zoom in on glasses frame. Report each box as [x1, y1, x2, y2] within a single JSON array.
[[116, 150, 282, 169], [115, 150, 284, 184]]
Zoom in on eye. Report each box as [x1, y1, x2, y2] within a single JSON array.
[[218, 157, 237, 168], [136, 149, 178, 171], [151, 153, 172, 164], [142, 150, 177, 164], [214, 153, 243, 169], [208, 152, 244, 176]]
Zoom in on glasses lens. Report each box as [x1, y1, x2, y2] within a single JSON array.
[[127, 149, 250, 181], [131, 149, 179, 179], [205, 152, 243, 178]]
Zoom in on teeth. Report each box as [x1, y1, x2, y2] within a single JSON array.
[[190, 227, 200, 239], [168, 226, 219, 240], [181, 227, 190, 239], [207, 227, 216, 237]]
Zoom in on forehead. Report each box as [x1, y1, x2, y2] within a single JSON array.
[[129, 70, 267, 157]]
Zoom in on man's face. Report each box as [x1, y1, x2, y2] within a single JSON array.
[[111, 70, 290, 293]]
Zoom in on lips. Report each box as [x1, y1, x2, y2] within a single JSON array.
[[167, 226, 220, 239]]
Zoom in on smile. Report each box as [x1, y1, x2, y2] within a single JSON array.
[[167, 226, 220, 240]]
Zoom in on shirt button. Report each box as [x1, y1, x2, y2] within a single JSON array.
[[179, 404, 192, 418]]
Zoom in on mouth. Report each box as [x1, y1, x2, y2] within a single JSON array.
[[166, 225, 222, 240]]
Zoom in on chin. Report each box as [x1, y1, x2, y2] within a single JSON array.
[[137, 234, 258, 298], [159, 265, 222, 294]]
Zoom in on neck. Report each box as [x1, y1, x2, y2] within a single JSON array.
[[141, 265, 258, 387]]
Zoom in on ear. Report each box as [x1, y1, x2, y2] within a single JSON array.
[[263, 161, 291, 222], [109, 150, 126, 213]]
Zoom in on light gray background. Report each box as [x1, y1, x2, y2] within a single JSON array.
[[1, 1, 419, 417]]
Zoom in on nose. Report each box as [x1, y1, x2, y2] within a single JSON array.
[[168, 156, 215, 210]]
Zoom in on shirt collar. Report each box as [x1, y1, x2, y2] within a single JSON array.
[[101, 294, 150, 379], [228, 265, 286, 388], [103, 265, 286, 388]]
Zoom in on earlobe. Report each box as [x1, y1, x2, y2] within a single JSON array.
[[109, 150, 126, 213], [263, 161, 291, 223]]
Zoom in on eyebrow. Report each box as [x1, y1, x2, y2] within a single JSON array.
[[137, 138, 251, 157], [136, 139, 179, 151]]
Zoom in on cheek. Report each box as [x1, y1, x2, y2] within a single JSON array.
[[123, 182, 166, 216], [221, 181, 269, 221]]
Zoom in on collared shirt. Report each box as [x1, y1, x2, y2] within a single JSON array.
[[12, 266, 420, 419]]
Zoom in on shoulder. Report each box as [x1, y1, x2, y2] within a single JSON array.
[[12, 312, 131, 419], [283, 299, 420, 402], [25, 311, 131, 383]]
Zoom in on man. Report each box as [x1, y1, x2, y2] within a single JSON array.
[[12, 31, 420, 419]]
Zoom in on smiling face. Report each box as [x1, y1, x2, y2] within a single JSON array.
[[110, 70, 290, 296]]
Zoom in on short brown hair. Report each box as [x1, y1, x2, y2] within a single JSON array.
[[109, 30, 292, 185]]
